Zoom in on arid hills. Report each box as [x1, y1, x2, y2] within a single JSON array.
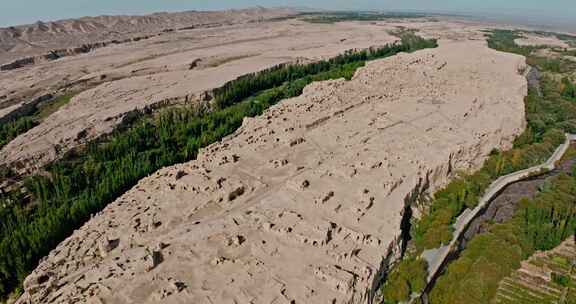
[[1, 7, 572, 304], [0, 14, 509, 175], [15, 24, 528, 304], [0, 7, 295, 65]]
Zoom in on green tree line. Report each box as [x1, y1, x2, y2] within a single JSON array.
[[562, 77, 576, 100], [0, 34, 438, 299], [0, 118, 37, 149], [0, 94, 74, 150], [429, 172, 576, 303], [301, 11, 428, 24]]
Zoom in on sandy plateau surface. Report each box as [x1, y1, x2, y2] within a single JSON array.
[[16, 38, 527, 304], [0, 19, 403, 173], [0, 17, 497, 174], [0, 8, 296, 65], [515, 33, 570, 48]]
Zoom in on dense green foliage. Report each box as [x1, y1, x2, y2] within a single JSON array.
[[0, 35, 437, 299], [211, 34, 436, 109], [0, 94, 74, 150], [382, 258, 428, 303], [487, 29, 576, 73], [562, 77, 576, 100], [301, 11, 429, 24], [486, 29, 533, 56], [0, 118, 37, 149], [383, 128, 564, 302], [552, 272, 571, 287], [412, 86, 569, 252], [35, 94, 74, 120], [487, 29, 576, 53], [429, 173, 576, 304]]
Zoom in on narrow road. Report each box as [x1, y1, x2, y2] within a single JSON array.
[[416, 133, 576, 303]]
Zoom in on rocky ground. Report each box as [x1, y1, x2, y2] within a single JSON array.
[[0, 17, 405, 174], [15, 37, 528, 304]]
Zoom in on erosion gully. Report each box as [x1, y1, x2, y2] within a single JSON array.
[[418, 144, 576, 303], [461, 151, 576, 248]]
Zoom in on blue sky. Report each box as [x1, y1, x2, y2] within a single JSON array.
[[1, 0, 575, 27]]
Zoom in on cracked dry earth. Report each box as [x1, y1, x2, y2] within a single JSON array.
[[17, 40, 527, 304]]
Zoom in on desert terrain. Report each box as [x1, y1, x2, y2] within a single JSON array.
[[4, 8, 576, 304], [0, 8, 298, 172], [14, 34, 528, 303], [0, 13, 496, 174], [0, 18, 403, 173], [0, 7, 296, 66], [514, 32, 571, 48]]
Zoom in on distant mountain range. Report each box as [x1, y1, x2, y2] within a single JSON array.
[[0, 7, 296, 64]]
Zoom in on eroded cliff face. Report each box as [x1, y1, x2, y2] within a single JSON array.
[[16, 40, 527, 304]]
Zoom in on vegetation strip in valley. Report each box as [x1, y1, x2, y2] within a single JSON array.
[[0, 94, 75, 150], [427, 29, 576, 304], [300, 11, 431, 24], [0, 33, 438, 300], [380, 29, 576, 304], [429, 169, 576, 303]]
